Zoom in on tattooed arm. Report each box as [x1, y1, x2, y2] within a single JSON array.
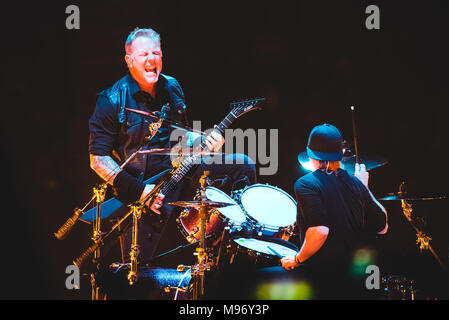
[[89, 154, 164, 214], [89, 154, 121, 185]]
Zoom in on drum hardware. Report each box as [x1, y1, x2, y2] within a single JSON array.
[[59, 99, 265, 300], [124, 177, 167, 285], [233, 184, 297, 241], [215, 226, 231, 270], [90, 184, 106, 299], [164, 286, 189, 294], [127, 203, 142, 285], [164, 266, 193, 300], [175, 187, 246, 244], [227, 237, 299, 267], [166, 171, 224, 299], [193, 171, 212, 299]]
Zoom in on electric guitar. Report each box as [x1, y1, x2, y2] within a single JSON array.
[[81, 98, 264, 222]]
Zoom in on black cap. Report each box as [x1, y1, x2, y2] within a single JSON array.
[[306, 123, 343, 161]]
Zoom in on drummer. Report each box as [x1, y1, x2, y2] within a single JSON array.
[[281, 123, 388, 298]]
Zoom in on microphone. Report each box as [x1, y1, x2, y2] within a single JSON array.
[[176, 102, 186, 115], [146, 104, 171, 141], [155, 104, 171, 119], [73, 242, 99, 268], [175, 102, 188, 125]]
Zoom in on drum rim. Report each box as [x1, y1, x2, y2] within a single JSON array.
[[205, 186, 246, 223], [238, 184, 297, 228], [232, 236, 299, 257]]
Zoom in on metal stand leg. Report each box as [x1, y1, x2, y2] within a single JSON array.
[[191, 171, 211, 300], [128, 204, 143, 285], [91, 185, 106, 300]]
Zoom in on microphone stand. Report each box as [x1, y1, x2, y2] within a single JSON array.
[[67, 104, 171, 296]]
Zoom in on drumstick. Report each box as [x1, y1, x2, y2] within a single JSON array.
[[267, 246, 283, 258], [350, 106, 359, 164]]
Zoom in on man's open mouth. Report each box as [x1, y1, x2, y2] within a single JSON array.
[[145, 66, 157, 74]]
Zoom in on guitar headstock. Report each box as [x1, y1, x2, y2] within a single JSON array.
[[229, 98, 265, 119]]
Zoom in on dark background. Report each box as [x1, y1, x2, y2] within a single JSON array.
[[1, 1, 448, 299]]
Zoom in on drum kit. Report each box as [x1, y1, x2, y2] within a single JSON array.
[[61, 172, 300, 300], [174, 180, 299, 271]]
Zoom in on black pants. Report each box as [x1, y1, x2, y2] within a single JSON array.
[[122, 153, 257, 265]]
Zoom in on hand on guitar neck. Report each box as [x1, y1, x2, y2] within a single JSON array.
[[204, 125, 225, 152]]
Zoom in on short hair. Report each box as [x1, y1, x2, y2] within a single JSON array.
[[125, 27, 161, 54]]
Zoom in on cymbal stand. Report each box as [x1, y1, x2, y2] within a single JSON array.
[[191, 171, 211, 300], [75, 151, 141, 298], [398, 182, 448, 274], [90, 184, 106, 300], [125, 177, 166, 285], [127, 203, 143, 285]]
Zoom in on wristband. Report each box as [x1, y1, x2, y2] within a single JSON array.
[[113, 170, 146, 205], [294, 254, 302, 264]]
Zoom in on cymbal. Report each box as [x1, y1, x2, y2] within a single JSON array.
[[169, 200, 237, 209], [297, 151, 388, 175], [378, 193, 447, 201]]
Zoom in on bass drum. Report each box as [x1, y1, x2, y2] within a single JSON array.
[[98, 264, 192, 300], [177, 187, 247, 243], [236, 184, 297, 240]]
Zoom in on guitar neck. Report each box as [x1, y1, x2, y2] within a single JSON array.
[[159, 110, 238, 195]]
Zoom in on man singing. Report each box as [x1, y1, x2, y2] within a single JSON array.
[[88, 28, 256, 264]]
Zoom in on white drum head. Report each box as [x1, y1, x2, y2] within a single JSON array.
[[240, 184, 297, 227], [205, 187, 246, 224], [233, 238, 298, 258]]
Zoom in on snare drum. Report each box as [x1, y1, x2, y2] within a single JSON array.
[[235, 184, 297, 240], [228, 237, 298, 267], [177, 187, 246, 243]]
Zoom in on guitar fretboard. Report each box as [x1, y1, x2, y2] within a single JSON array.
[[159, 111, 238, 195]]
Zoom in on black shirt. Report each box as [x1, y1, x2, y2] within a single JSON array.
[[88, 73, 186, 179], [294, 169, 386, 267]]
